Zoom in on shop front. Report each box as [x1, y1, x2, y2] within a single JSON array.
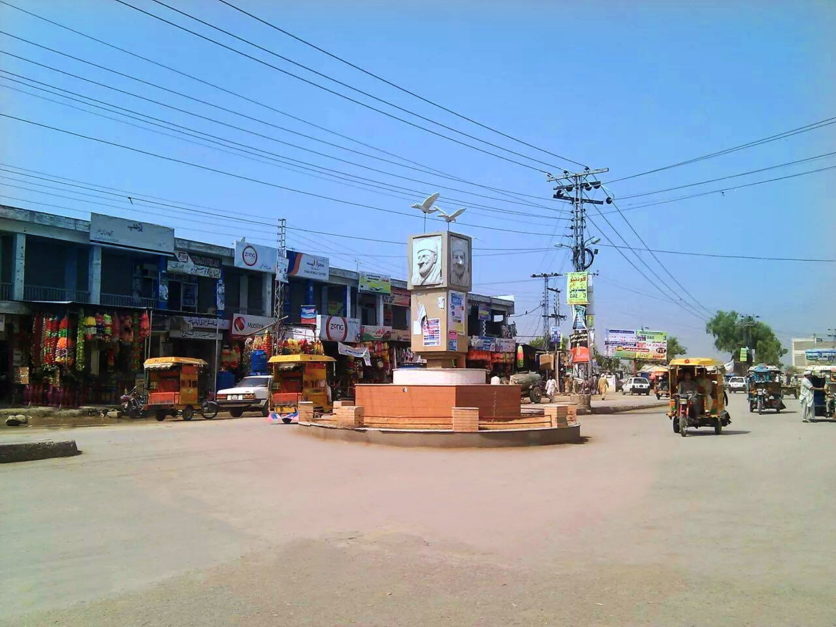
[[466, 336, 516, 379]]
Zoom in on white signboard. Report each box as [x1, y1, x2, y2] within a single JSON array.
[[316, 315, 361, 343], [287, 251, 329, 281], [276, 257, 289, 283], [230, 313, 277, 337], [167, 251, 222, 279], [234, 239, 278, 274], [90, 213, 175, 254], [180, 316, 230, 331], [338, 342, 372, 366]]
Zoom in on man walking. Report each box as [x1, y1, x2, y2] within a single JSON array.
[[597, 375, 609, 400], [800, 369, 821, 423]]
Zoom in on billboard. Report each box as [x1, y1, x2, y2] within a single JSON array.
[[316, 315, 360, 342], [90, 213, 175, 254], [287, 251, 329, 281], [234, 239, 278, 274], [806, 349, 836, 364], [567, 272, 589, 305], [570, 330, 590, 363], [359, 272, 392, 294], [231, 313, 277, 337], [605, 329, 668, 361], [167, 251, 222, 279]]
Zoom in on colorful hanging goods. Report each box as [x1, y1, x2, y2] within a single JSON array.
[[75, 313, 85, 371], [84, 315, 96, 340], [55, 317, 70, 365], [95, 313, 105, 339], [103, 313, 113, 340], [139, 311, 151, 339]]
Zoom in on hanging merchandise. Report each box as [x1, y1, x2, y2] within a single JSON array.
[[32, 314, 43, 368], [84, 314, 96, 340], [120, 313, 134, 344], [75, 313, 85, 371], [242, 337, 254, 375], [516, 345, 525, 369], [130, 313, 142, 372], [103, 313, 113, 340], [55, 316, 70, 365], [139, 311, 151, 339], [95, 313, 105, 339]]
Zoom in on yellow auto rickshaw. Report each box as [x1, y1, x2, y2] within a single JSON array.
[[667, 357, 730, 436], [143, 357, 219, 422], [268, 354, 335, 422]]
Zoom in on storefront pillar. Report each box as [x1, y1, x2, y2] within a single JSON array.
[[305, 280, 314, 308], [344, 285, 352, 319], [88, 244, 102, 305], [65, 247, 78, 301], [261, 273, 272, 316], [375, 294, 384, 327], [239, 274, 249, 314], [11, 233, 25, 301]]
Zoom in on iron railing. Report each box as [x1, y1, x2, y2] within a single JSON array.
[[100, 293, 157, 309], [0, 282, 10, 300], [23, 285, 90, 303]]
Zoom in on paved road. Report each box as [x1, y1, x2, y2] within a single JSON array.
[[1, 394, 834, 625]]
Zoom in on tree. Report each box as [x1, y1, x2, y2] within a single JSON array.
[[666, 335, 687, 360], [528, 337, 547, 349], [705, 311, 787, 365]]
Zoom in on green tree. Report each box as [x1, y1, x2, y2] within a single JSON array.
[[528, 337, 547, 349], [705, 311, 787, 365], [666, 335, 687, 360], [593, 346, 622, 371]]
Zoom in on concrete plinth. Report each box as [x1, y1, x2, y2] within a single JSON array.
[[393, 368, 487, 385]]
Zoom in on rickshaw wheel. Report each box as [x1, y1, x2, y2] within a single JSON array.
[[155, 410, 166, 422], [201, 401, 218, 419], [679, 416, 688, 437], [672, 417, 680, 433], [714, 418, 723, 435], [182, 406, 194, 421]]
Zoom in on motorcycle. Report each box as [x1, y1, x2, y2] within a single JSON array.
[[119, 387, 147, 419]]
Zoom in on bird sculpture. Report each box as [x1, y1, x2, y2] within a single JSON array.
[[411, 192, 441, 232], [437, 208, 466, 230]]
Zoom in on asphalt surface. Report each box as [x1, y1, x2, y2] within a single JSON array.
[[1, 393, 834, 626]]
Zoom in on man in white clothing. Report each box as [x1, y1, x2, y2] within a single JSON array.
[[800, 370, 821, 423]]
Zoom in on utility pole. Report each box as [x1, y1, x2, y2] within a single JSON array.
[[531, 272, 562, 347], [547, 167, 609, 382], [272, 218, 287, 354]]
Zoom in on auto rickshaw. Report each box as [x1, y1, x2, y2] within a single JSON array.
[[143, 357, 219, 421], [810, 365, 836, 417], [648, 366, 669, 399], [746, 364, 784, 414], [667, 358, 731, 436], [268, 354, 336, 422]]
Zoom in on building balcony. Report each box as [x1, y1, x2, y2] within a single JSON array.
[[100, 293, 157, 309], [23, 285, 90, 303]]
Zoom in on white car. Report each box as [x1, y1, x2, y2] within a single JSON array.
[[216, 375, 272, 417], [622, 377, 651, 395], [727, 376, 747, 393]]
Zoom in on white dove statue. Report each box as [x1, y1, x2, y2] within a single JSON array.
[[411, 192, 441, 232], [437, 207, 466, 230]]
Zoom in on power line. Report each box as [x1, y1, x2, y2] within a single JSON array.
[[0, 0, 559, 204], [110, 0, 549, 173], [610, 164, 836, 214], [0, 45, 562, 213], [0, 113, 571, 238], [617, 151, 836, 200], [605, 115, 836, 184], [216, 0, 587, 169], [0, 73, 564, 224], [597, 243, 835, 263]]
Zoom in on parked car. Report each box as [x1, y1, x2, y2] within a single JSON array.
[[216, 375, 272, 417], [622, 377, 651, 395], [727, 376, 747, 393]]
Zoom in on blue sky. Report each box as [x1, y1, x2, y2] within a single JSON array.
[[1, 0, 834, 358]]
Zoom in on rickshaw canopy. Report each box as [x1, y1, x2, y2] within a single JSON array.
[[268, 354, 336, 364], [668, 357, 722, 368], [749, 363, 781, 373], [143, 357, 208, 370]]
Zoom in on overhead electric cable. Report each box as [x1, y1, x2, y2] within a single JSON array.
[[216, 0, 587, 169], [109, 0, 549, 172], [606, 116, 836, 184]]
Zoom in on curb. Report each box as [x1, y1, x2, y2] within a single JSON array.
[[591, 401, 667, 414], [0, 440, 81, 463]]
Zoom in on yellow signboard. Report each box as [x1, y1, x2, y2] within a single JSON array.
[[567, 272, 589, 305]]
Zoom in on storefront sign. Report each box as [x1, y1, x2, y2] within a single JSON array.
[[169, 329, 222, 341], [300, 306, 317, 325], [338, 342, 371, 366], [231, 313, 277, 337], [389, 328, 411, 342], [317, 315, 360, 342], [359, 272, 392, 295], [470, 336, 496, 351], [567, 272, 589, 305], [806, 349, 836, 364], [216, 280, 225, 312], [175, 316, 230, 331], [467, 349, 492, 361], [422, 318, 441, 347], [90, 213, 175, 254], [234, 239, 278, 274], [495, 338, 516, 353], [605, 329, 667, 361], [167, 251, 222, 278], [550, 325, 561, 344], [388, 287, 411, 307], [477, 304, 491, 321], [286, 326, 316, 342], [287, 251, 329, 281], [360, 325, 391, 341], [570, 330, 590, 363]]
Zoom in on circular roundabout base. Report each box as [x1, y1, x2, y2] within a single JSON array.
[[294, 422, 581, 448]]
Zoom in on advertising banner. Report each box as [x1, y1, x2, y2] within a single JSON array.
[[477, 304, 491, 321], [606, 329, 668, 360], [495, 338, 516, 353], [317, 315, 360, 343], [167, 251, 222, 279], [230, 313, 276, 337], [359, 272, 392, 295], [300, 306, 317, 325], [422, 318, 441, 347], [90, 213, 175, 254], [338, 342, 371, 366], [470, 336, 496, 351], [388, 287, 411, 307], [390, 328, 411, 342], [448, 291, 466, 336], [570, 330, 590, 363], [234, 239, 278, 274], [177, 316, 230, 331], [276, 257, 289, 283], [287, 251, 329, 281], [572, 304, 587, 330], [806, 349, 836, 364], [567, 272, 589, 305], [360, 325, 392, 341], [550, 325, 562, 345]]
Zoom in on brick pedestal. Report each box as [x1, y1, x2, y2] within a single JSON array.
[[335, 405, 364, 428], [451, 407, 479, 432], [298, 401, 314, 423]]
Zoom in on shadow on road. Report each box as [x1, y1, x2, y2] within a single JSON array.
[[684, 429, 751, 436]]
